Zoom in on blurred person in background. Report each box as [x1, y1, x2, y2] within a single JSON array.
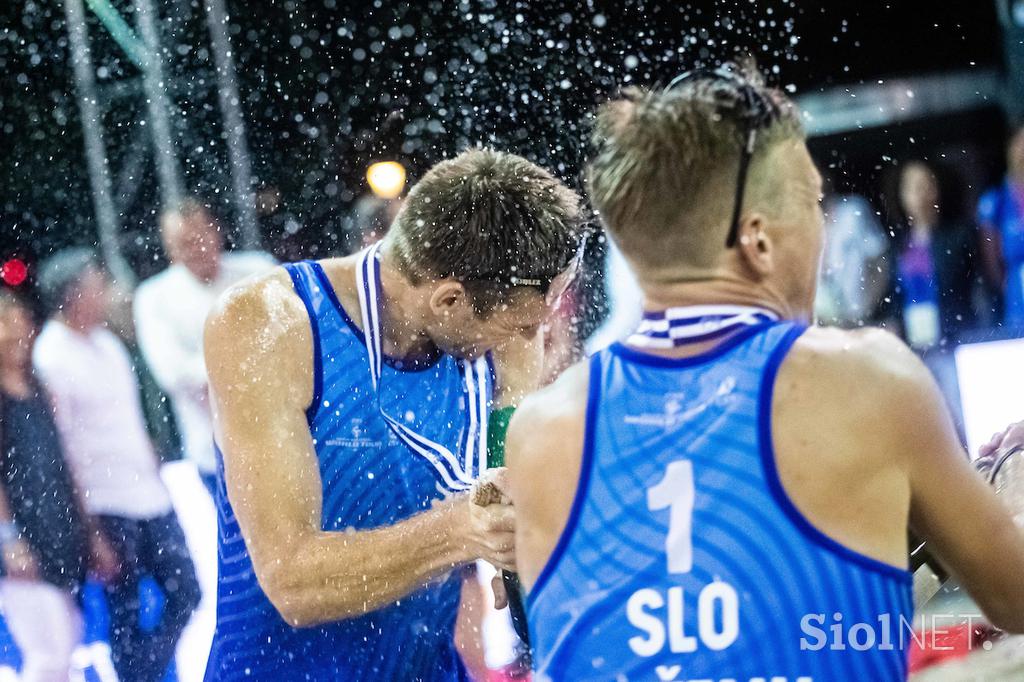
[[339, 193, 404, 254], [978, 125, 1024, 330], [133, 199, 275, 496], [0, 289, 116, 682], [106, 284, 183, 465], [256, 186, 306, 262], [891, 160, 982, 439], [893, 160, 980, 350], [814, 172, 889, 327], [33, 250, 201, 682]]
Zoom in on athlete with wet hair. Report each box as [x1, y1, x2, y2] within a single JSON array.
[[509, 65, 1024, 681], [203, 148, 583, 680]]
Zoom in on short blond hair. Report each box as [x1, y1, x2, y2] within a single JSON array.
[[587, 65, 803, 273]]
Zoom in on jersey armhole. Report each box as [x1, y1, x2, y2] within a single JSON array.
[[284, 263, 324, 425], [526, 353, 602, 613], [758, 324, 912, 583]]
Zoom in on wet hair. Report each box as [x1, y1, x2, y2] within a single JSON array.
[[36, 248, 100, 314], [387, 148, 584, 314], [587, 63, 804, 272]]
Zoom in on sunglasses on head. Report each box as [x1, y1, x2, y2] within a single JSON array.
[[468, 229, 592, 306], [666, 63, 784, 248]]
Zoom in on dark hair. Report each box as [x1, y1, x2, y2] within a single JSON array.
[[893, 159, 966, 232], [36, 248, 101, 314], [388, 148, 584, 313]]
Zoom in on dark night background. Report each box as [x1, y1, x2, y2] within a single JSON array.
[[0, 0, 1012, 278]]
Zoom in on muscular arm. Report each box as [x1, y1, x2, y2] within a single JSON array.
[[808, 329, 1024, 632], [205, 271, 512, 627], [886, 341, 1024, 631], [776, 328, 1024, 632], [505, 361, 589, 591]]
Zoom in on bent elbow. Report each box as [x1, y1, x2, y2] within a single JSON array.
[[257, 562, 322, 628], [257, 560, 365, 628], [264, 587, 315, 628], [268, 589, 365, 628]]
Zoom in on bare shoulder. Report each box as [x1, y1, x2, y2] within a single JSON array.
[[204, 267, 312, 398], [506, 358, 590, 477], [206, 268, 307, 348], [766, 327, 932, 568], [784, 325, 934, 402], [508, 361, 589, 447], [777, 325, 941, 462]]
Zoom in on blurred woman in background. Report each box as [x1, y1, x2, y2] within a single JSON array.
[[0, 289, 115, 682], [894, 160, 981, 350]]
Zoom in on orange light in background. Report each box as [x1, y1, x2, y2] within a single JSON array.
[[1, 258, 27, 286], [366, 161, 407, 199]]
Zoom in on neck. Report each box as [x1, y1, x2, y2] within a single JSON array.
[[638, 271, 806, 323], [375, 251, 439, 363], [909, 209, 938, 229], [184, 263, 218, 284], [56, 311, 94, 334]]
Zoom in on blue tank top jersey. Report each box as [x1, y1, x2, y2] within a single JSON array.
[[205, 261, 490, 681], [528, 322, 914, 682], [978, 182, 1024, 326]]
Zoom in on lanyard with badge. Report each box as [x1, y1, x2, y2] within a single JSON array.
[[355, 242, 492, 493]]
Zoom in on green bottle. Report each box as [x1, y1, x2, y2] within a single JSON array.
[[485, 405, 530, 650]]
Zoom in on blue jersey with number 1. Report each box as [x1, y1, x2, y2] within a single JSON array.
[[528, 322, 913, 682], [205, 261, 490, 681]]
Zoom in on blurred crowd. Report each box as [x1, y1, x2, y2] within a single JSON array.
[[812, 126, 1024, 431], [0, 122, 1023, 680], [0, 200, 274, 681], [816, 125, 1024, 344]]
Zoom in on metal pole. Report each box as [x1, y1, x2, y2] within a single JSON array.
[[83, 0, 147, 68], [134, 0, 184, 210], [997, 0, 1024, 124], [204, 0, 260, 249], [63, 0, 136, 287]]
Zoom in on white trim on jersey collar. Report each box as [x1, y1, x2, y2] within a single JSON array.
[[355, 242, 490, 492], [626, 305, 778, 350]]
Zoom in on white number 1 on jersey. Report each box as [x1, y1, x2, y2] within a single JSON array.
[[647, 460, 695, 574]]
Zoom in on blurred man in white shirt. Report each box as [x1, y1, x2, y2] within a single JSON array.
[[33, 249, 200, 682], [133, 199, 275, 494]]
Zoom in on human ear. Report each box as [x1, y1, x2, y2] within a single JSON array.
[[428, 282, 468, 318], [736, 213, 773, 279]]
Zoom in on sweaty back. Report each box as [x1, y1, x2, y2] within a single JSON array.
[[528, 321, 913, 682]]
